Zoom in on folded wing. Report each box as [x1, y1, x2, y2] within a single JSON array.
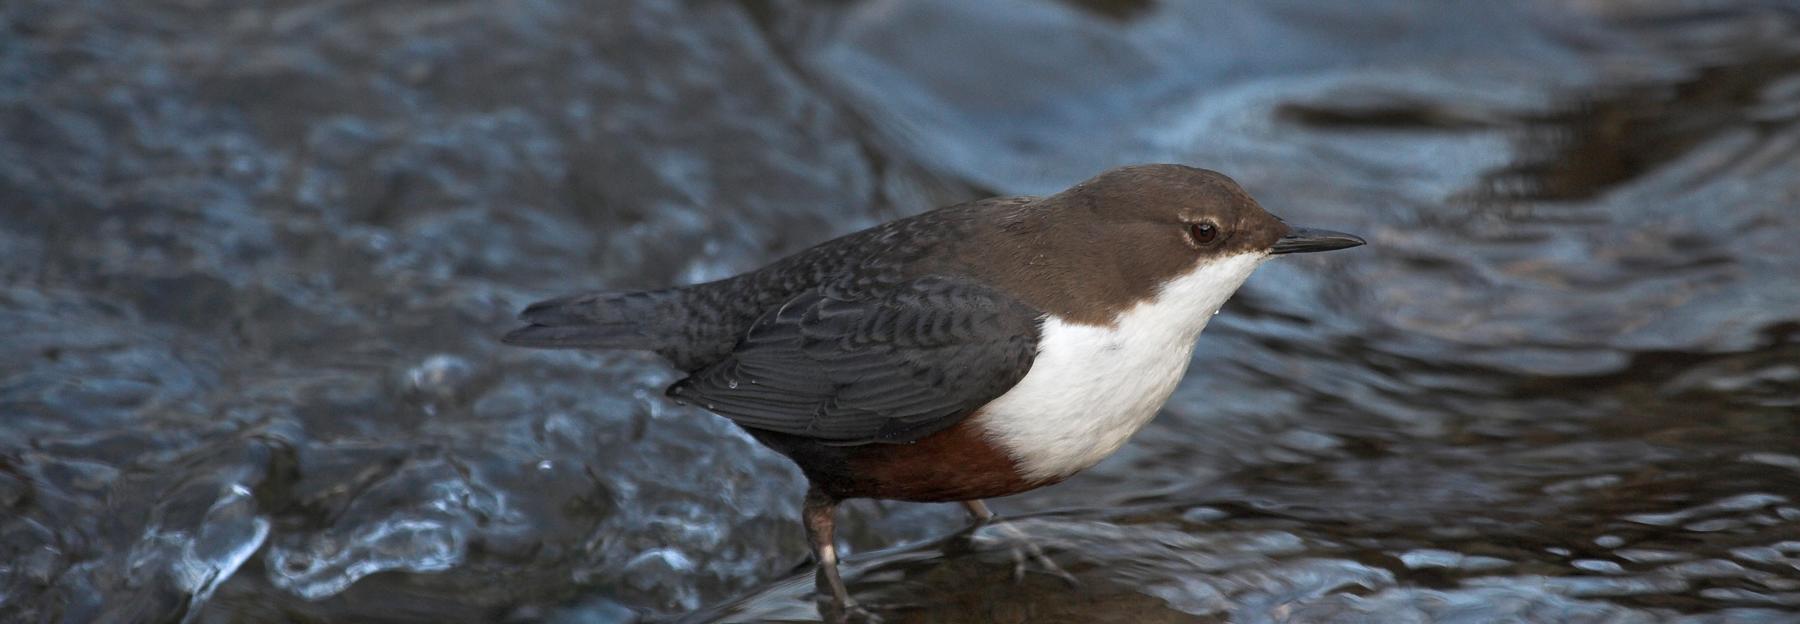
[[668, 276, 1042, 445]]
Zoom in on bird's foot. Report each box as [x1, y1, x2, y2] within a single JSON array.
[[968, 520, 1079, 587], [1002, 537, 1078, 587], [816, 595, 881, 624]]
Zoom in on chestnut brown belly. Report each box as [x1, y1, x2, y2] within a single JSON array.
[[746, 417, 1064, 502]]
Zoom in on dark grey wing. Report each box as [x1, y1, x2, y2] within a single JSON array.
[[666, 276, 1042, 445]]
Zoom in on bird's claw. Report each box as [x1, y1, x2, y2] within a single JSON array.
[[967, 517, 1080, 588], [1004, 538, 1079, 587], [817, 596, 881, 624]]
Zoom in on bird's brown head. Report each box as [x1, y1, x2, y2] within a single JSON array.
[[977, 163, 1364, 325]]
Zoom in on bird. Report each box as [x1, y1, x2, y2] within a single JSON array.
[[502, 163, 1364, 620]]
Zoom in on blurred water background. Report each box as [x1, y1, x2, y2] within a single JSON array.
[[3, 0, 1799, 622]]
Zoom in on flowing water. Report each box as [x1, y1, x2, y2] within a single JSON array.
[[3, 1, 1799, 622]]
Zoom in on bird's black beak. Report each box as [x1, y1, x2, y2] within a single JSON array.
[[1271, 226, 1366, 255]]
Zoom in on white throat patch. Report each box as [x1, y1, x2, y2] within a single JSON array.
[[975, 252, 1269, 482]]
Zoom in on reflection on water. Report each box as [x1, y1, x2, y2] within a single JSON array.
[[1492, 53, 1800, 202], [2, 0, 1798, 622]]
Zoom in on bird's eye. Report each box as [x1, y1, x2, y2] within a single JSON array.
[[1187, 222, 1219, 245]]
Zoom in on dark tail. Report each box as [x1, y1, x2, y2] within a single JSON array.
[[501, 289, 685, 350]]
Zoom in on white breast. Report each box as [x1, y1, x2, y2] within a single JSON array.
[[975, 252, 1269, 482]]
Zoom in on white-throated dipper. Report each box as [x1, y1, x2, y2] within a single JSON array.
[[503, 164, 1363, 619]]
